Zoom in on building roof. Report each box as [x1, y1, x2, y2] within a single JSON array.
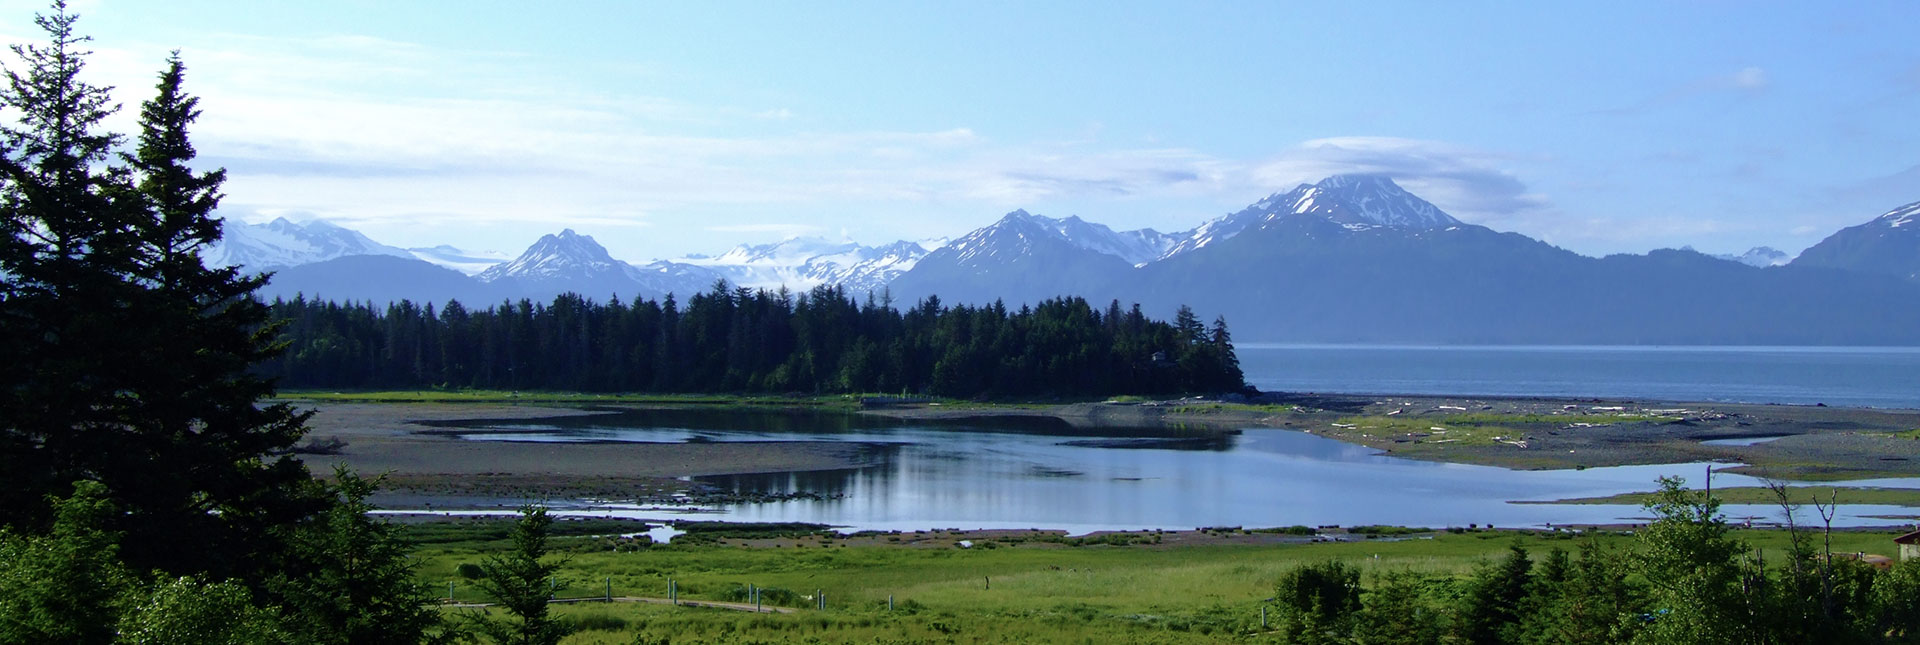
[[1894, 530, 1920, 545]]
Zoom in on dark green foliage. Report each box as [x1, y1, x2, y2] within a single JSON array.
[[1273, 560, 1361, 628], [1453, 544, 1533, 644], [0, 482, 130, 645], [1873, 558, 1920, 643], [271, 468, 449, 645], [1630, 477, 1752, 644], [470, 505, 573, 645], [261, 289, 1248, 397], [1350, 571, 1445, 644], [0, 1, 322, 583]]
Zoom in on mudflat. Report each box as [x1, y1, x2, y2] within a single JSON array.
[[288, 392, 1920, 508], [293, 402, 881, 504]]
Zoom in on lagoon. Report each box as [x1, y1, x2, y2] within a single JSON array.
[[449, 410, 1917, 532]]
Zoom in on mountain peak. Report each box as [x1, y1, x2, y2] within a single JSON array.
[[1159, 174, 1463, 259], [1287, 174, 1459, 230], [481, 229, 621, 284]]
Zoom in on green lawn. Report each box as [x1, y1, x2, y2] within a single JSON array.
[[412, 522, 1907, 644]]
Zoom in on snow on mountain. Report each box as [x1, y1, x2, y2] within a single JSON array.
[[627, 259, 728, 298], [1710, 246, 1791, 268], [478, 229, 721, 300], [1879, 201, 1919, 229], [942, 210, 1174, 268], [407, 244, 511, 275], [203, 216, 413, 270], [1161, 174, 1461, 258], [478, 229, 628, 283], [674, 236, 929, 295]]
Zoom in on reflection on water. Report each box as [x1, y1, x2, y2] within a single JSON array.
[[451, 409, 1919, 531]]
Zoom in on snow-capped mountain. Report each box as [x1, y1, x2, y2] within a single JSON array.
[[203, 216, 414, 270], [886, 209, 1139, 306], [407, 245, 512, 275], [1161, 174, 1461, 258], [479, 229, 721, 301], [674, 236, 929, 295], [1793, 200, 1920, 281], [1710, 246, 1790, 268], [939, 210, 1174, 268], [1031, 215, 1174, 266]]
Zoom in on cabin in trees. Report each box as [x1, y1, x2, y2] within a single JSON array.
[[1896, 529, 1920, 561]]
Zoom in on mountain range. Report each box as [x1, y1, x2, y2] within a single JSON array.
[[221, 175, 1920, 343]]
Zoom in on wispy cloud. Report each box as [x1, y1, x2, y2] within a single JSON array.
[[1598, 65, 1773, 116], [705, 223, 824, 236], [1250, 137, 1551, 221]]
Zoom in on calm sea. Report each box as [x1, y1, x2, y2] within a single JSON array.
[[1236, 345, 1920, 409]]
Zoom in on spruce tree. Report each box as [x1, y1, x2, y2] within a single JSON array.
[[0, 2, 320, 581], [0, 0, 140, 533], [472, 505, 573, 645]]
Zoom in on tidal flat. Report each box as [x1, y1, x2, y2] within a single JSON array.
[[287, 391, 1920, 517]]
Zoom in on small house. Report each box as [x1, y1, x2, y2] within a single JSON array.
[[1895, 530, 1920, 561]]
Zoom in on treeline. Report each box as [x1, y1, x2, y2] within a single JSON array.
[[262, 284, 1247, 397], [1265, 479, 1920, 644]]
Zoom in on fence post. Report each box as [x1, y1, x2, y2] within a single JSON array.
[[889, 594, 895, 611], [448, 581, 454, 603], [816, 589, 823, 610], [670, 578, 677, 605], [1261, 606, 1268, 629], [605, 577, 611, 602]]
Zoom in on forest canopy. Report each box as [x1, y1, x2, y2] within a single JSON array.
[[264, 285, 1249, 398]]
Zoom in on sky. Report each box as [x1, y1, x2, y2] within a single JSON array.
[[3, 0, 1916, 263]]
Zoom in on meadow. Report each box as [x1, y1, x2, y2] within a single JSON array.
[[408, 519, 1907, 644]]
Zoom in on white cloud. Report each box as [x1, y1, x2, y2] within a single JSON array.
[[1250, 137, 1551, 222], [1731, 66, 1769, 90]]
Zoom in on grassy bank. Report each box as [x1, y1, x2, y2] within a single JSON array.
[[1533, 485, 1920, 508], [409, 520, 1906, 644], [284, 390, 861, 408]]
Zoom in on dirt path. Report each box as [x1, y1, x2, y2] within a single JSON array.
[[445, 596, 794, 614]]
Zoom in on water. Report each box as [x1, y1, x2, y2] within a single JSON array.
[[1237, 345, 1920, 409], [447, 410, 1920, 532]]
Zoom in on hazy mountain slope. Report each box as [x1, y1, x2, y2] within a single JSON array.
[[1792, 201, 1920, 281], [406, 245, 511, 275], [257, 255, 497, 306], [1132, 212, 1920, 344]]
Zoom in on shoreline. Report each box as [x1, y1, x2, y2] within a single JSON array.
[[287, 391, 1920, 513]]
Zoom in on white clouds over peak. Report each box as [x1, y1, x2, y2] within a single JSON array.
[[1251, 137, 1551, 222]]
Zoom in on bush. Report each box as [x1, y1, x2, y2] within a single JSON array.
[[456, 563, 485, 579], [566, 612, 630, 632]]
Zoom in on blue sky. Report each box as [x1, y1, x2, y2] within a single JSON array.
[[7, 1, 1917, 262]]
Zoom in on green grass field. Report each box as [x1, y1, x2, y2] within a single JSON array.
[[413, 521, 1907, 644]]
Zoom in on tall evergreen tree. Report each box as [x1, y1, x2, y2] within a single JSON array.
[[113, 51, 321, 579], [471, 505, 572, 645], [0, 0, 140, 532], [0, 2, 320, 581]]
